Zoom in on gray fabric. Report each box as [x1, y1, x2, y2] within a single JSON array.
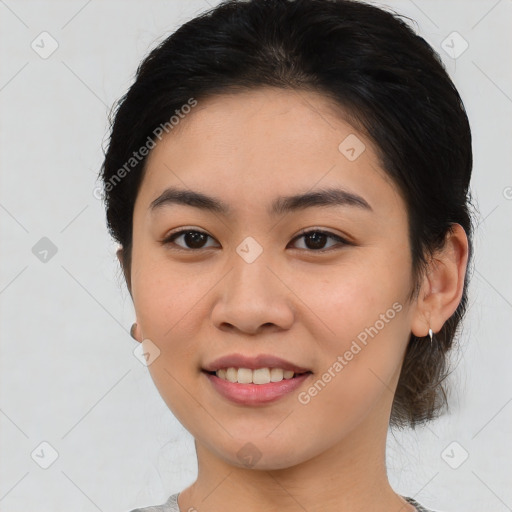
[[129, 493, 179, 512], [130, 492, 440, 511], [403, 495, 441, 512]]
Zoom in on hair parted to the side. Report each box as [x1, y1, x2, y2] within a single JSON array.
[[100, 0, 474, 429]]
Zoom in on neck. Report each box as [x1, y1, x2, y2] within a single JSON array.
[[178, 405, 414, 512]]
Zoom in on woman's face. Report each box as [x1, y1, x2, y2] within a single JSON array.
[[128, 87, 421, 469]]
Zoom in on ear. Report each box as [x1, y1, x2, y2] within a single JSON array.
[[116, 247, 132, 296], [411, 223, 469, 337]]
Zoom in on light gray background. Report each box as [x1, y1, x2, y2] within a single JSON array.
[[0, 1, 511, 511]]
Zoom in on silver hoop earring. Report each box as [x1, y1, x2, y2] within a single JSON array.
[[428, 328, 433, 343]]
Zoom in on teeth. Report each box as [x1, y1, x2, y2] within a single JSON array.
[[215, 367, 298, 384], [238, 368, 253, 384], [226, 367, 238, 383], [270, 368, 284, 382]]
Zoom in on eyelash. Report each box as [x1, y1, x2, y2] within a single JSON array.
[[161, 228, 350, 253]]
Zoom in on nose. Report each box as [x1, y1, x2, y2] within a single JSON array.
[[210, 250, 295, 335]]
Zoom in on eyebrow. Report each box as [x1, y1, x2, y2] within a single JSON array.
[[149, 186, 372, 217]]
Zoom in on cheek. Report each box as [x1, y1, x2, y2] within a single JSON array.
[[300, 259, 412, 388], [131, 254, 208, 340], [294, 275, 410, 438], [303, 261, 407, 333], [131, 259, 209, 426]]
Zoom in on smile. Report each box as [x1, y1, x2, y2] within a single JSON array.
[[212, 367, 301, 384], [203, 370, 312, 405]]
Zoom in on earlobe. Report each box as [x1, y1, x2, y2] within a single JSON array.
[[130, 322, 142, 342], [411, 223, 469, 338]]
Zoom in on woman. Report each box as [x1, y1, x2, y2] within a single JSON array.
[[100, 1, 473, 510]]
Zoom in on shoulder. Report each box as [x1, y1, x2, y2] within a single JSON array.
[[128, 493, 180, 512], [402, 495, 443, 512]]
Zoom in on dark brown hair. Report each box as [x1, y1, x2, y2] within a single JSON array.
[[100, 0, 474, 428]]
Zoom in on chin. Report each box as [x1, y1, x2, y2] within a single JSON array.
[[217, 440, 314, 471]]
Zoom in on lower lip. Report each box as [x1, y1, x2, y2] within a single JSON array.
[[203, 371, 312, 405]]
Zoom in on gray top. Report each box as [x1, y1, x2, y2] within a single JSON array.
[[129, 493, 440, 511]]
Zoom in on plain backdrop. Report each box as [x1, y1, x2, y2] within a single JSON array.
[[0, 1, 511, 511]]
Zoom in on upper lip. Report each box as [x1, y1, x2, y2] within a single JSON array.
[[202, 353, 312, 373]]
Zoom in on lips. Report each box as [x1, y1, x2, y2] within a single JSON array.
[[202, 353, 312, 374]]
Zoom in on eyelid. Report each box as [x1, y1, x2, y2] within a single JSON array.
[[288, 228, 350, 250], [161, 227, 218, 249], [291, 227, 349, 243], [161, 227, 350, 251]]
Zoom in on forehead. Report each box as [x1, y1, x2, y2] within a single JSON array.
[[136, 87, 404, 219]]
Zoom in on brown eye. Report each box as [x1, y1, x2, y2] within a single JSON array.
[[163, 229, 219, 250], [162, 228, 348, 252], [289, 230, 348, 251]]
